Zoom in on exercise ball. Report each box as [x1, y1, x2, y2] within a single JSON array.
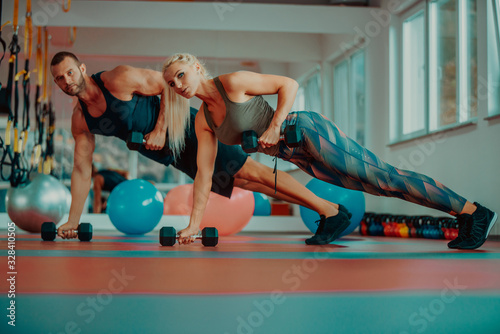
[[164, 184, 254, 236], [300, 179, 365, 237], [253, 192, 271, 216], [107, 179, 163, 235], [6, 174, 71, 233]]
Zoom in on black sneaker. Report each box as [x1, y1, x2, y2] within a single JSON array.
[[305, 211, 351, 245], [338, 204, 352, 219], [447, 214, 472, 249], [309, 205, 351, 237], [314, 215, 327, 236], [457, 202, 497, 250]]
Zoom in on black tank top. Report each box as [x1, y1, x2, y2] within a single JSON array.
[[79, 71, 160, 141], [79, 71, 175, 165]]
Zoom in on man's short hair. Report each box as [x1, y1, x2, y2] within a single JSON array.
[[51, 51, 81, 67]]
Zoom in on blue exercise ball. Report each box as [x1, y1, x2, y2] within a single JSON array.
[[253, 192, 271, 216], [300, 178, 365, 238], [107, 179, 164, 235]]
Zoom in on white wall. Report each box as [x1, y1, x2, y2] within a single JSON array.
[[331, 0, 500, 236], [308, 0, 500, 236]]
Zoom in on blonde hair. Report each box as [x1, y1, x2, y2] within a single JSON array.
[[165, 87, 190, 160], [162, 53, 211, 160], [162, 53, 211, 80]]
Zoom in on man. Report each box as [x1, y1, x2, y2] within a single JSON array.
[[91, 164, 128, 213], [51, 51, 346, 240]]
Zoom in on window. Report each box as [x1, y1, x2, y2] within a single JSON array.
[[402, 11, 426, 136], [333, 60, 349, 131], [292, 86, 306, 111], [293, 69, 321, 113], [494, 0, 500, 54], [333, 50, 366, 145], [303, 71, 322, 113], [429, 0, 477, 129], [392, 0, 478, 143], [489, 0, 500, 117]]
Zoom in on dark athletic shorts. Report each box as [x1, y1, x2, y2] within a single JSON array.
[[172, 132, 249, 198], [138, 108, 249, 198]]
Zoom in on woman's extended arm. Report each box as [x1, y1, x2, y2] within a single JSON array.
[[177, 111, 218, 244]]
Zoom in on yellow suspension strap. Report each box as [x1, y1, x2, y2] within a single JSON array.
[[21, 0, 33, 156], [38, 103, 48, 174], [38, 27, 50, 174], [0, 0, 10, 83], [11, 69, 29, 186], [62, 0, 72, 13], [11, 0, 34, 186], [0, 0, 11, 167], [43, 98, 55, 175], [41, 28, 54, 175], [0, 0, 22, 185], [69, 26, 77, 46]]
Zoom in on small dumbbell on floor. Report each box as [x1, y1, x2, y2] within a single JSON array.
[[41, 222, 93, 242], [159, 226, 219, 247]]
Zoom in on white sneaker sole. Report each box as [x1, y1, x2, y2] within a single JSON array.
[[486, 212, 498, 238]]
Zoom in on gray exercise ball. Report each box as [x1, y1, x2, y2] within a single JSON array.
[[5, 174, 72, 233]]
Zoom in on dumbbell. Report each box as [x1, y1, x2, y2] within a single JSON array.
[[159, 226, 218, 247], [126, 131, 144, 151], [126, 131, 170, 153], [241, 124, 302, 153], [41, 222, 93, 241]]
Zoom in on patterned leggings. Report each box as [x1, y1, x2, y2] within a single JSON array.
[[276, 111, 467, 216]]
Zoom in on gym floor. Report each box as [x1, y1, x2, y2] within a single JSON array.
[[1, 229, 500, 334]]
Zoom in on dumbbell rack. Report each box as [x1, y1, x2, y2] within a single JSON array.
[[359, 213, 459, 240]]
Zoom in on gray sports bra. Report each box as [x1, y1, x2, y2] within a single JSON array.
[[203, 76, 279, 155]]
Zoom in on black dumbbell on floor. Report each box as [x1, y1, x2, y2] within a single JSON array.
[[41, 222, 93, 242], [241, 124, 302, 153], [159, 226, 219, 247], [126, 131, 170, 153]]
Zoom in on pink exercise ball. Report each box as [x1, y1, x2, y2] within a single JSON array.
[[164, 184, 254, 236]]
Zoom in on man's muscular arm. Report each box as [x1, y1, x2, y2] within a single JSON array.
[[102, 66, 168, 151], [58, 104, 95, 239]]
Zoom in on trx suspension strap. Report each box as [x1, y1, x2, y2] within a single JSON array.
[[0, 0, 9, 160], [0, 0, 9, 86], [32, 26, 43, 172], [62, 0, 72, 13], [0, 0, 21, 184], [9, 0, 32, 187], [44, 98, 55, 175], [22, 0, 32, 158], [41, 27, 54, 175]]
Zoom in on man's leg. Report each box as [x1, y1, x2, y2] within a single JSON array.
[[233, 158, 340, 218]]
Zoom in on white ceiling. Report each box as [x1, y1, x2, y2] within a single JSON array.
[[1, 0, 376, 62], [1, 0, 382, 126]]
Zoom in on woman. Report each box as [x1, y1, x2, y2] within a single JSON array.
[[162, 53, 497, 249]]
